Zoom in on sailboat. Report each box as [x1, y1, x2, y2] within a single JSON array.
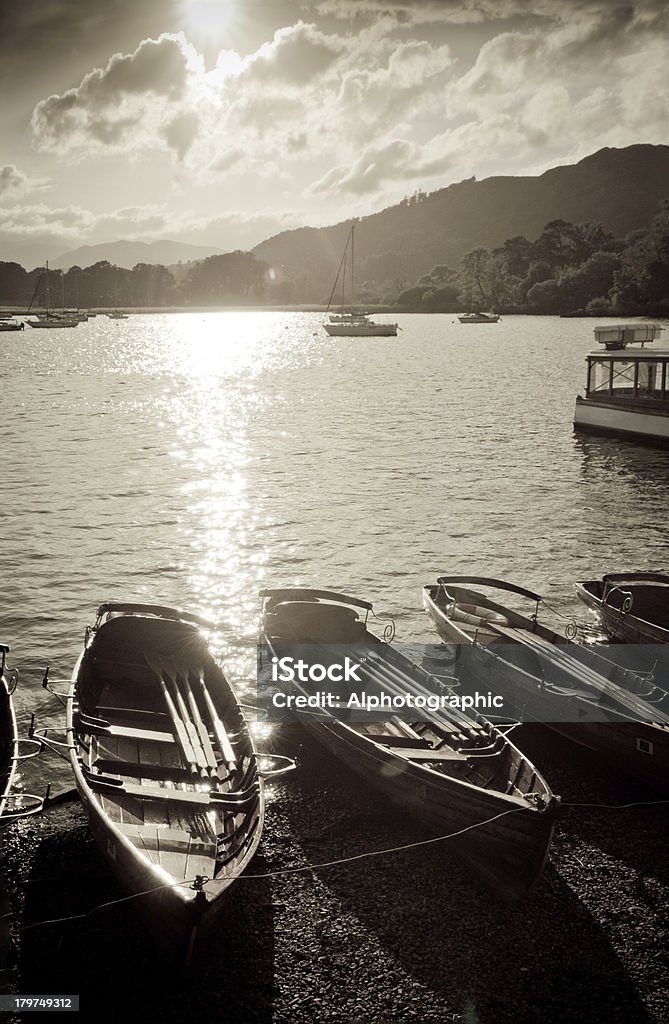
[[26, 263, 79, 328], [458, 251, 500, 323], [323, 224, 398, 337]]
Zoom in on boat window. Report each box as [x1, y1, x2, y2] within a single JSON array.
[[587, 358, 634, 396], [635, 362, 663, 399], [587, 355, 669, 399]]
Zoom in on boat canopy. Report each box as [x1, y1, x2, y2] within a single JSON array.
[[585, 349, 669, 401]]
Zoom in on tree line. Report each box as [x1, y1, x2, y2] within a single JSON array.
[[395, 201, 669, 316], [0, 252, 289, 309], [0, 200, 667, 314]]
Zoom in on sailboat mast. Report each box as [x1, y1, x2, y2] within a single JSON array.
[[45, 261, 51, 315], [350, 222, 355, 310]]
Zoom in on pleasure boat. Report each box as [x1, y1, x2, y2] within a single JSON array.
[[573, 323, 669, 444], [458, 312, 500, 324], [323, 224, 398, 337]]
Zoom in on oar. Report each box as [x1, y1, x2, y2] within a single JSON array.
[[194, 666, 237, 771], [144, 652, 200, 775], [162, 657, 210, 777], [169, 654, 219, 775]]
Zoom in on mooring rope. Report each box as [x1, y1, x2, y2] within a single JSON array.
[[8, 796, 668, 933]]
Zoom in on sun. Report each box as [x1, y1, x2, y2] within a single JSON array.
[[178, 0, 239, 48]]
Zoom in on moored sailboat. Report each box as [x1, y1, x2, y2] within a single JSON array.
[[26, 263, 79, 328], [323, 225, 398, 337]]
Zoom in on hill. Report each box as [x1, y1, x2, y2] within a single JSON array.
[[51, 239, 223, 271], [252, 145, 669, 300]]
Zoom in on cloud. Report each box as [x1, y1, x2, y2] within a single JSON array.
[[22, 1, 669, 222], [31, 33, 202, 155], [0, 164, 47, 199], [316, 0, 668, 25], [240, 21, 346, 84]]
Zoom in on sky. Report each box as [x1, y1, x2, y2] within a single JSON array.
[[1, 0, 667, 266]]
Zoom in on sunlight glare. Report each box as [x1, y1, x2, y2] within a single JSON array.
[[179, 0, 238, 45]]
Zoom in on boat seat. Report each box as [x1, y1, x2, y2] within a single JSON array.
[[85, 772, 258, 806], [393, 747, 470, 762], [96, 706, 170, 724], [91, 758, 207, 784], [75, 711, 174, 745], [362, 734, 433, 749], [116, 822, 215, 847]]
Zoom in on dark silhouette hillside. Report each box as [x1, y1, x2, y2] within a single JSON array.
[[253, 145, 669, 301]]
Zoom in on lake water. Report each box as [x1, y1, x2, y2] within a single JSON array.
[[2, 311, 668, 792]]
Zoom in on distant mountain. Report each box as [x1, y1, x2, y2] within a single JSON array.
[[253, 145, 669, 298], [51, 239, 223, 270]]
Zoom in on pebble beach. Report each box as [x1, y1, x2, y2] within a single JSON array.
[[1, 724, 666, 1024]]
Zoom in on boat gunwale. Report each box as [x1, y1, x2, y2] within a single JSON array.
[[435, 576, 543, 604], [259, 587, 374, 612], [0, 648, 19, 822], [94, 602, 216, 630]]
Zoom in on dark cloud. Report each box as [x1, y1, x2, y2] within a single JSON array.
[[0, 1, 172, 60], [31, 34, 193, 152], [315, 0, 668, 24]]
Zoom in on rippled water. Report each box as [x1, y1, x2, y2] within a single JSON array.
[[2, 311, 668, 790]]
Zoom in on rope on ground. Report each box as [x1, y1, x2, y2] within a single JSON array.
[[562, 798, 669, 809], [12, 807, 527, 933], [10, 797, 669, 933]]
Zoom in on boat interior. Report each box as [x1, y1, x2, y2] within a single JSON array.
[[427, 580, 669, 720], [73, 614, 261, 888], [589, 576, 669, 628], [261, 590, 551, 807]]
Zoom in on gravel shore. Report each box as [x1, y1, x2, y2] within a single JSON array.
[[1, 724, 666, 1024]]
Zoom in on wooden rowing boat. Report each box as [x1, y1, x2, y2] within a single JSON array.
[[423, 576, 669, 790], [0, 644, 18, 822], [259, 588, 559, 901], [67, 603, 266, 963], [576, 572, 669, 645]]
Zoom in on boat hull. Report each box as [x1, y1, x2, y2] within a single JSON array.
[[0, 655, 18, 823], [324, 323, 398, 336], [576, 578, 669, 645], [27, 319, 79, 329], [312, 720, 555, 900], [574, 396, 669, 445], [77, 772, 209, 962]]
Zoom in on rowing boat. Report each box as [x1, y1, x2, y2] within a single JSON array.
[[67, 603, 267, 963], [576, 572, 669, 645], [0, 644, 18, 822], [259, 588, 558, 900], [423, 576, 669, 789]]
